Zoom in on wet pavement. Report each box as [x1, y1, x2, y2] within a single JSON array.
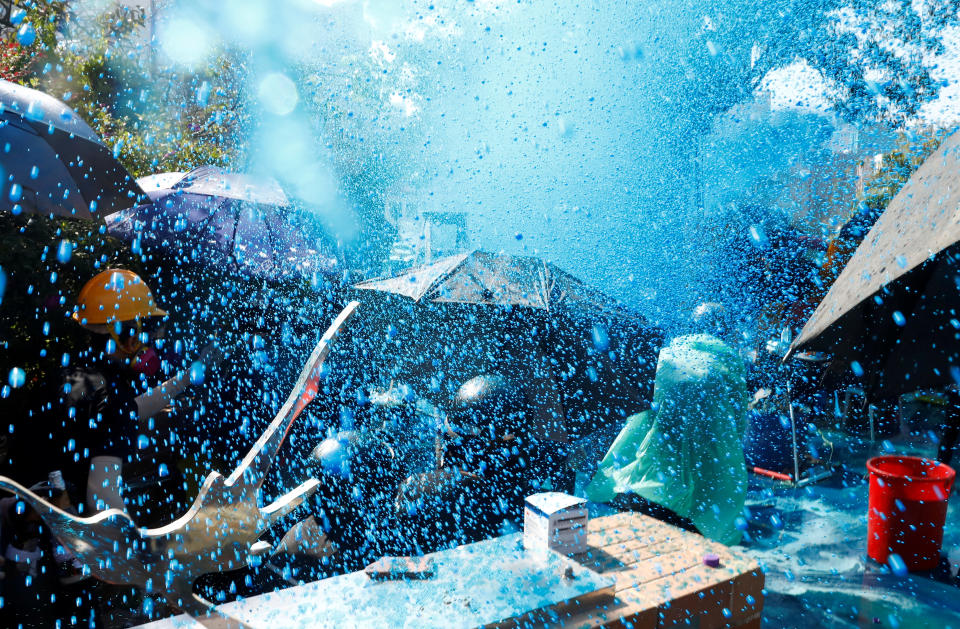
[[744, 430, 960, 629]]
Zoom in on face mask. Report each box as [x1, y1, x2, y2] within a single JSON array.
[[132, 346, 161, 376]]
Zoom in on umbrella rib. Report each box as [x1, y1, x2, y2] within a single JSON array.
[[172, 196, 225, 256], [264, 204, 282, 270], [229, 199, 241, 263], [422, 252, 471, 302], [539, 262, 557, 311]]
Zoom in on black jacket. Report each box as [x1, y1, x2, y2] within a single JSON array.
[[55, 359, 141, 482]]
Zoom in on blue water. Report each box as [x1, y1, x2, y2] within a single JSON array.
[[21, 2, 958, 626], [745, 433, 960, 628]]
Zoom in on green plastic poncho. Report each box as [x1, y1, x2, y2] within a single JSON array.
[[586, 333, 749, 544]]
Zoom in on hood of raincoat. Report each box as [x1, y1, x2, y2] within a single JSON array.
[[586, 333, 749, 544]]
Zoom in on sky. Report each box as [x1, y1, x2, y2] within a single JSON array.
[[762, 26, 960, 126], [100, 0, 960, 327]]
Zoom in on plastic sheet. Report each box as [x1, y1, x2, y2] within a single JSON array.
[[587, 334, 749, 544]]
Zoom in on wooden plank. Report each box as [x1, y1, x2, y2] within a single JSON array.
[[566, 513, 764, 629], [136, 512, 763, 629], [653, 564, 734, 629], [730, 569, 765, 625]]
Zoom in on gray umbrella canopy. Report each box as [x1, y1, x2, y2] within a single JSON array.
[[350, 250, 663, 442], [790, 131, 960, 396], [0, 80, 144, 218], [105, 167, 337, 280], [354, 249, 626, 313]]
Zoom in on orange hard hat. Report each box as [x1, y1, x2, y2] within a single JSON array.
[[72, 269, 168, 327]]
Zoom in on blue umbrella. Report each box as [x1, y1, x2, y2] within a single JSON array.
[[106, 166, 338, 280], [0, 79, 143, 218]]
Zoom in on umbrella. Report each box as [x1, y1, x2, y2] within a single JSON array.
[[0, 79, 143, 218], [346, 250, 663, 444], [105, 166, 338, 280], [789, 130, 960, 398]]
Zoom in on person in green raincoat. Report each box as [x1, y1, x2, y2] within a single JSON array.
[[586, 303, 749, 545]]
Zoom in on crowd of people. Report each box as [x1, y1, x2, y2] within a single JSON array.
[[0, 257, 759, 626], [2, 251, 959, 627]]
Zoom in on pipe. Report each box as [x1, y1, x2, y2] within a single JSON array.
[[751, 466, 794, 482]]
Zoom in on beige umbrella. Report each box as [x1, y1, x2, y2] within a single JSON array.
[[789, 130, 960, 397]]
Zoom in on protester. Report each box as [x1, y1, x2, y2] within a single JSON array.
[[307, 428, 405, 571], [0, 475, 98, 628], [380, 374, 535, 554], [59, 268, 220, 514], [586, 303, 750, 544]]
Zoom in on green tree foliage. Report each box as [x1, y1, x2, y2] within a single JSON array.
[[819, 128, 948, 286], [1, 1, 246, 177], [859, 129, 948, 212], [684, 0, 960, 131]]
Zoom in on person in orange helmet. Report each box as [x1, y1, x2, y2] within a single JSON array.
[[61, 269, 220, 515]]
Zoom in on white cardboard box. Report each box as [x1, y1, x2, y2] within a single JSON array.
[[523, 492, 589, 555]]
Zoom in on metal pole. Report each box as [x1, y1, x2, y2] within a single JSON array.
[[787, 380, 801, 485]]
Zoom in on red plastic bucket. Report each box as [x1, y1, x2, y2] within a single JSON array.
[[867, 455, 955, 571]]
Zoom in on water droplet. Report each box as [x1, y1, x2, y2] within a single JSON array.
[[887, 553, 908, 577], [8, 183, 22, 202], [895, 255, 907, 268], [16, 23, 36, 47], [56, 239, 73, 264], [196, 81, 211, 107], [850, 361, 864, 377], [748, 224, 768, 249], [591, 324, 610, 351], [0, 266, 6, 306], [257, 73, 299, 116], [7, 368, 25, 389], [29, 166, 38, 179], [892, 310, 906, 326], [189, 361, 206, 385], [158, 463, 169, 477], [107, 271, 126, 291], [137, 435, 150, 450]]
